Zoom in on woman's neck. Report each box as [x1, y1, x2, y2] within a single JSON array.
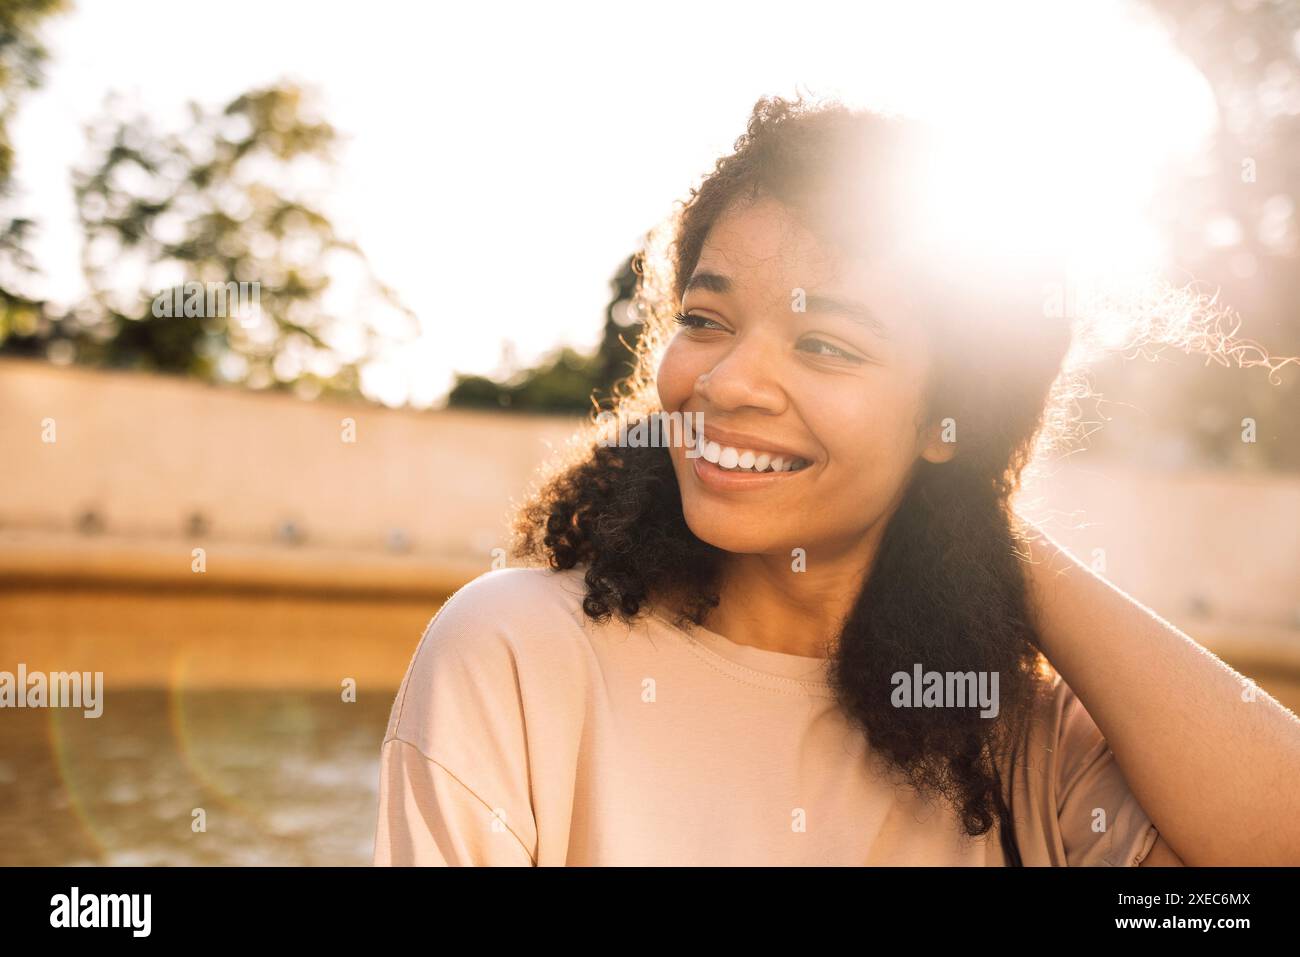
[[703, 526, 885, 658]]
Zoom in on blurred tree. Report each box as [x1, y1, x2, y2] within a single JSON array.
[[447, 252, 643, 412], [1, 81, 415, 400], [448, 346, 605, 413], [0, 0, 68, 338], [1087, 0, 1300, 470]]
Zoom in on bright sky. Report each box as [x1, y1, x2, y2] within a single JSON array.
[[11, 0, 1216, 406]]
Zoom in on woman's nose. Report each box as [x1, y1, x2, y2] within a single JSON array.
[[694, 332, 786, 414]]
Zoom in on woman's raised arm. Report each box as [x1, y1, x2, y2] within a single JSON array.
[[1021, 531, 1300, 866]]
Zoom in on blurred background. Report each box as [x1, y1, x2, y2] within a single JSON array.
[[1, 0, 1298, 865]]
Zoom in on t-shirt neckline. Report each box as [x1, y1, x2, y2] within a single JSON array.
[[649, 607, 836, 696]]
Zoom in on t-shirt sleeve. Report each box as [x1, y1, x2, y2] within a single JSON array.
[[374, 739, 535, 866], [371, 572, 545, 867], [1026, 676, 1161, 866], [1008, 670, 1164, 868]]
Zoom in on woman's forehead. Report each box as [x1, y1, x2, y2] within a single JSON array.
[[694, 198, 843, 286], [691, 197, 911, 313]]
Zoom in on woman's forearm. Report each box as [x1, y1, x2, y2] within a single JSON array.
[[1021, 532, 1300, 865]]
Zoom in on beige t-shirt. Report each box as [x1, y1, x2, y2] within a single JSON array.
[[373, 566, 1160, 866]]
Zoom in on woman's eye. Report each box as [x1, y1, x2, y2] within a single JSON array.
[[673, 312, 726, 332], [797, 337, 864, 362]]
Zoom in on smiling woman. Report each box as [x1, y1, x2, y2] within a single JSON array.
[[373, 95, 1300, 867]]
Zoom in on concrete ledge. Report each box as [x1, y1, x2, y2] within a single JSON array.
[[0, 529, 488, 598]]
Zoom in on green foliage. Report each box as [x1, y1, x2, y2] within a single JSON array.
[[447, 254, 644, 413], [51, 83, 414, 397], [448, 347, 603, 413], [0, 0, 68, 330], [0, 30, 414, 400], [0, 0, 66, 187]]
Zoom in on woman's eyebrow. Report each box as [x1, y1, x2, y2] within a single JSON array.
[[684, 271, 891, 341], [803, 292, 892, 340], [683, 271, 732, 294]]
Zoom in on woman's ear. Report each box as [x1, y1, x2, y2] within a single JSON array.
[[919, 418, 958, 464]]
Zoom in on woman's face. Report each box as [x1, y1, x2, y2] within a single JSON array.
[[656, 195, 954, 559]]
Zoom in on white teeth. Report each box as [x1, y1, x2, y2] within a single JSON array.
[[696, 438, 808, 474]]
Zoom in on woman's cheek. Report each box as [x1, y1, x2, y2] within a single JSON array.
[[821, 389, 920, 486], [655, 336, 697, 411]]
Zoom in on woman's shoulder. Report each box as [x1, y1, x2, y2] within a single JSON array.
[[433, 564, 589, 631], [410, 565, 596, 667], [385, 565, 595, 745]]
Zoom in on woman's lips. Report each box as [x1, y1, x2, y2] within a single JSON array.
[[690, 451, 812, 491], [678, 424, 815, 491]]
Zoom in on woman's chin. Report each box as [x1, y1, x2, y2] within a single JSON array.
[[682, 512, 792, 557]]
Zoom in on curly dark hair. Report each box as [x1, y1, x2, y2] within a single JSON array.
[[512, 94, 1287, 863]]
